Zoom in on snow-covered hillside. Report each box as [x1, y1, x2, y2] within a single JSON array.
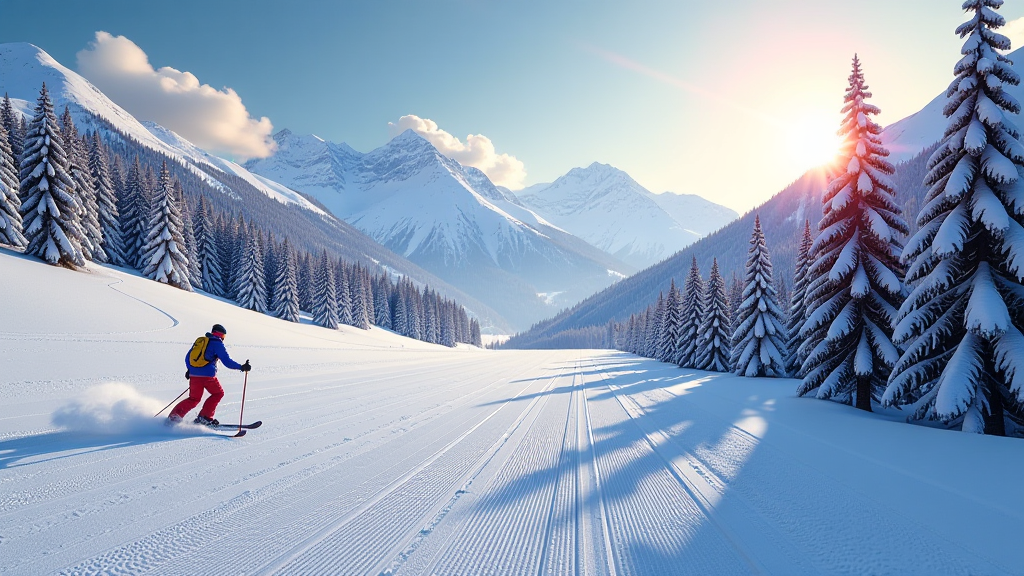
[[2, 248, 1021, 575], [882, 45, 1024, 162], [519, 163, 738, 268], [246, 129, 637, 327], [0, 43, 323, 215]]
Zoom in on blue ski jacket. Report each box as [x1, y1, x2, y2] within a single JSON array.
[[185, 333, 243, 377]]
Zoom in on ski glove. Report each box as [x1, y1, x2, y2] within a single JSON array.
[[241, 360, 251, 372], [185, 370, 190, 380]]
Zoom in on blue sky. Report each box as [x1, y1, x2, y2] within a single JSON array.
[[3, 0, 1023, 211]]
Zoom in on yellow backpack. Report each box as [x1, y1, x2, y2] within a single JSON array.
[[188, 337, 211, 368]]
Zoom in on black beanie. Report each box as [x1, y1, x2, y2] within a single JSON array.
[[212, 324, 227, 335]]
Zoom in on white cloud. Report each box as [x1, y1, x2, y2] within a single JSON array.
[[388, 115, 526, 189], [76, 32, 275, 159], [1002, 17, 1024, 52]]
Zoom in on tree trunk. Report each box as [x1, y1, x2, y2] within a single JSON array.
[[855, 375, 873, 412]]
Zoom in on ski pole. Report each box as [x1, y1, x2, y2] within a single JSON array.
[[236, 370, 249, 437], [155, 387, 189, 417]]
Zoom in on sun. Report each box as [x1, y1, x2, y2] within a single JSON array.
[[786, 114, 843, 171]]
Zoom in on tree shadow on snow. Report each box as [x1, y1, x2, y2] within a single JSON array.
[[459, 352, 778, 574]]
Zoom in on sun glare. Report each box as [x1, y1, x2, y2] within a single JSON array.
[[786, 114, 843, 170]]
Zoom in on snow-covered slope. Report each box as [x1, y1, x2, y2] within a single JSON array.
[[882, 45, 1024, 162], [3, 249, 1021, 576], [247, 130, 636, 326], [0, 41, 513, 332], [0, 42, 322, 214], [519, 163, 738, 268]]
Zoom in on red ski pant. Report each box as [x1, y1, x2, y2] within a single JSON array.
[[171, 376, 224, 420]]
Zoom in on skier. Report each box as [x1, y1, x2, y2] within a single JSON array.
[[168, 323, 251, 426]]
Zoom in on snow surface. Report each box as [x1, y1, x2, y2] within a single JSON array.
[[2, 249, 1023, 576]]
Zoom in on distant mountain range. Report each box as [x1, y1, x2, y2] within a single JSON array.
[[246, 131, 736, 328], [0, 42, 512, 332], [517, 163, 737, 268]]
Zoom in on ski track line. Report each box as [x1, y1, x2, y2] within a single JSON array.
[[2, 352, 544, 557], [406, 363, 575, 576], [40, 356, 536, 569], [0, 353, 516, 515], [579, 360, 619, 576], [640, 380, 1017, 576], [48, 354, 559, 576], [8, 354, 536, 532], [582, 359, 751, 576], [376, 364, 577, 576], [253, 364, 566, 576]]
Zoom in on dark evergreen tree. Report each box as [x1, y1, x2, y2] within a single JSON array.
[[193, 197, 223, 295], [731, 216, 788, 377], [677, 257, 705, 367], [235, 230, 267, 312], [120, 157, 150, 269], [177, 182, 202, 288], [271, 240, 301, 323], [885, 1, 1024, 434], [312, 251, 339, 329], [800, 56, 907, 411], [19, 84, 86, 268], [351, 266, 371, 329], [0, 119, 25, 247], [60, 109, 104, 262], [88, 132, 123, 265], [1, 94, 22, 165], [786, 220, 813, 376], [695, 259, 732, 372], [656, 279, 682, 362], [374, 275, 392, 328]]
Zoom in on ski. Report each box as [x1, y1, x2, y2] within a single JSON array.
[[210, 420, 262, 431]]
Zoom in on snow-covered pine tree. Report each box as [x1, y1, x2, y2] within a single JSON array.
[[362, 264, 374, 323], [234, 231, 267, 312], [799, 56, 907, 410], [1, 94, 22, 165], [374, 275, 392, 329], [19, 84, 86, 269], [335, 261, 354, 326], [351, 267, 371, 329], [60, 109, 104, 262], [730, 215, 788, 377], [0, 119, 25, 247], [645, 292, 665, 358], [695, 259, 732, 372], [141, 163, 191, 290], [728, 273, 744, 328], [297, 252, 316, 312], [176, 181, 202, 288], [271, 240, 300, 323], [470, 318, 483, 347], [884, 2, 1024, 434], [192, 197, 223, 295], [676, 257, 705, 367], [263, 232, 278, 312], [312, 251, 339, 329], [88, 132, 124, 265], [119, 157, 150, 269], [657, 279, 682, 362], [783, 221, 813, 376]]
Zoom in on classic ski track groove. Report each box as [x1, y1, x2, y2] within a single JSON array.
[[0, 353, 500, 513], [15, 353, 559, 576], [254, 364, 567, 576]]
